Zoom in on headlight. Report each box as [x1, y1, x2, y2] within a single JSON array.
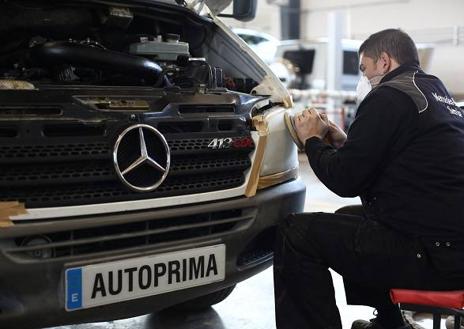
[[245, 107, 299, 196]]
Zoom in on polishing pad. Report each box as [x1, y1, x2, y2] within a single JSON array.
[[284, 112, 305, 151]]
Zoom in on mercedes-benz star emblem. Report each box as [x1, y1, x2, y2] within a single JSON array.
[[113, 124, 170, 192]]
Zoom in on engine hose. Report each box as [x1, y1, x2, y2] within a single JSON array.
[[31, 41, 163, 85]]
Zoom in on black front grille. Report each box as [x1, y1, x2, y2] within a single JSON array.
[[0, 120, 254, 208], [6, 208, 255, 261], [0, 143, 110, 163], [0, 161, 114, 185]]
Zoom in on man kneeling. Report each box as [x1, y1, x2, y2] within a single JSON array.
[[274, 29, 464, 329]]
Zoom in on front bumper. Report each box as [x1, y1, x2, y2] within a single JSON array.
[[0, 179, 305, 329]]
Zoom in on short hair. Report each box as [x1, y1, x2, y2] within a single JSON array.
[[359, 29, 419, 65]]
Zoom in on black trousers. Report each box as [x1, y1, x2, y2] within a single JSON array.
[[273, 207, 464, 329]]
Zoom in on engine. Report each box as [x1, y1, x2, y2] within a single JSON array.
[[0, 3, 241, 91], [0, 36, 222, 89]]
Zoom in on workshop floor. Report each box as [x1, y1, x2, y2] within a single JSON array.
[[49, 154, 442, 329]]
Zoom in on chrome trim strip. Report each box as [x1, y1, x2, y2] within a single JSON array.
[[12, 186, 246, 221]]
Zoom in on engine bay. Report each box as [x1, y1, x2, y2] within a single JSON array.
[[0, 1, 258, 93]]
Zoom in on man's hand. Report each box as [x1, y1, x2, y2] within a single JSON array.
[[320, 114, 347, 148], [294, 108, 329, 146]]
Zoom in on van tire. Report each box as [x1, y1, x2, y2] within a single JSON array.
[[170, 285, 236, 311]]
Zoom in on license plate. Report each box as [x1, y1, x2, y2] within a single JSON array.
[[65, 244, 226, 311]]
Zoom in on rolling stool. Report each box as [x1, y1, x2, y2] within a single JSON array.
[[390, 289, 464, 329]]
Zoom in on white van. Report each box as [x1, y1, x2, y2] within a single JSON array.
[[0, 0, 305, 327]]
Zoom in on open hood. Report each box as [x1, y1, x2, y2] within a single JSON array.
[[147, 0, 231, 14], [173, 0, 232, 15], [204, 0, 232, 14]]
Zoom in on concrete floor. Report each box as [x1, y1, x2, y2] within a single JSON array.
[[48, 154, 441, 329]]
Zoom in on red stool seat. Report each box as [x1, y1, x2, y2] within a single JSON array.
[[390, 289, 464, 309]]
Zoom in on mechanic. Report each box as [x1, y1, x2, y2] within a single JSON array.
[[273, 29, 464, 329]]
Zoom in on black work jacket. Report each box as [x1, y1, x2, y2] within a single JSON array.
[[305, 64, 464, 239]]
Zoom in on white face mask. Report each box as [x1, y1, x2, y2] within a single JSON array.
[[356, 74, 386, 103], [356, 76, 372, 103]]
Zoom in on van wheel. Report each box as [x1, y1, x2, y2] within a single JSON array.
[[170, 285, 236, 312]]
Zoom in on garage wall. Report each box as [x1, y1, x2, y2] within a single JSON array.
[[300, 0, 464, 97], [301, 0, 464, 40], [219, 0, 464, 97], [216, 0, 464, 42]]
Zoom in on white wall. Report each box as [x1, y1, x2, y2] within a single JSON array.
[[427, 46, 464, 98], [300, 0, 464, 97], [219, 0, 464, 48], [216, 0, 464, 97], [301, 0, 464, 40]]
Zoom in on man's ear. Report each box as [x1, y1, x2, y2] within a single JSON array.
[[378, 52, 392, 73]]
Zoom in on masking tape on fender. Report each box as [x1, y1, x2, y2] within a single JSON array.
[[245, 115, 269, 197], [0, 202, 27, 227], [257, 167, 299, 190], [283, 94, 293, 109]]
